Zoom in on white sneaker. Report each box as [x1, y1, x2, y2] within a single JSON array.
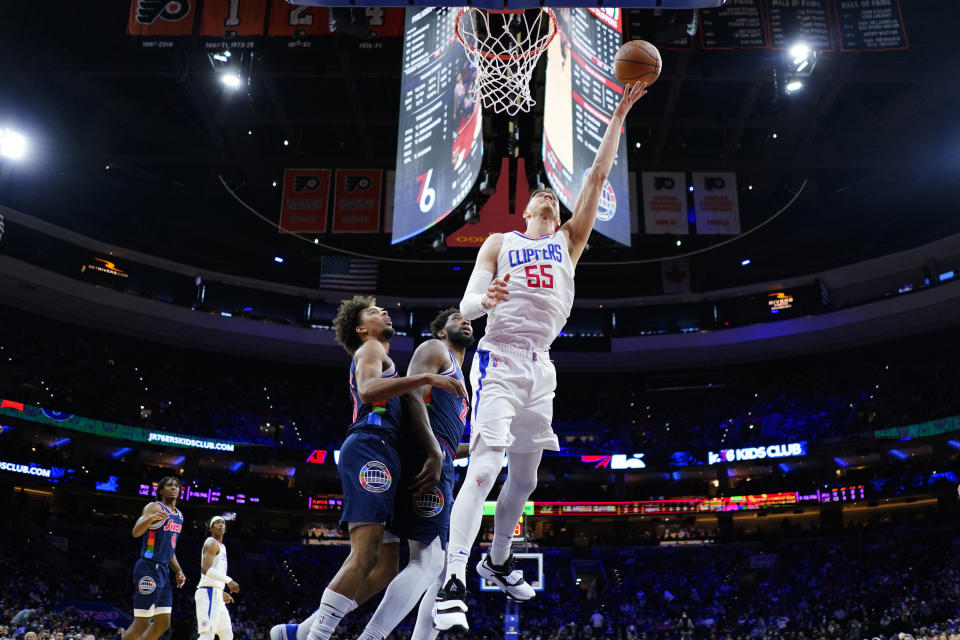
[[433, 577, 470, 632], [269, 624, 299, 640], [477, 553, 536, 601]]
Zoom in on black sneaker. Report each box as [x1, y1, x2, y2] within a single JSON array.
[[476, 553, 536, 601], [433, 577, 469, 631]]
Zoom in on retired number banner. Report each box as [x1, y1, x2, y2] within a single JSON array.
[[692, 172, 741, 235], [267, 1, 329, 44], [127, 0, 196, 47], [641, 172, 688, 235], [279, 169, 331, 233], [199, 0, 267, 50], [332, 170, 382, 233]]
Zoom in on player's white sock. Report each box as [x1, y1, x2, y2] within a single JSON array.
[[306, 589, 354, 640], [360, 538, 445, 640], [297, 600, 360, 640], [444, 445, 504, 582], [412, 569, 444, 640], [489, 450, 542, 565], [298, 600, 357, 640]]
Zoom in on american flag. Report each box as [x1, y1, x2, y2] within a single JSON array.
[[319, 256, 378, 292]]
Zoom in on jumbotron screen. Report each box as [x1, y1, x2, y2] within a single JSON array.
[[391, 7, 484, 243], [542, 8, 632, 247]]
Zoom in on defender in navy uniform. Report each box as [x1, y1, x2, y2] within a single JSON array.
[[354, 308, 474, 640], [122, 476, 186, 640], [282, 296, 466, 640]]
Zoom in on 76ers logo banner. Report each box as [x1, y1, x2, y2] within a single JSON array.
[[127, 0, 195, 46]]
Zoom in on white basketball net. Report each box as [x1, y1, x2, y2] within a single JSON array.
[[455, 8, 557, 116]]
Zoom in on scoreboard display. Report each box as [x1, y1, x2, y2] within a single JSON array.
[[392, 7, 484, 243], [542, 8, 632, 247]]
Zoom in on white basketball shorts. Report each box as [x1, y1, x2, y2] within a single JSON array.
[[195, 586, 232, 639], [468, 340, 560, 453]]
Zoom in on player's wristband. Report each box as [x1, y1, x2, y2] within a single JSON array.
[[460, 270, 494, 321], [204, 567, 232, 584]]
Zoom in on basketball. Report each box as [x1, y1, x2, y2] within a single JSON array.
[[613, 40, 661, 87]]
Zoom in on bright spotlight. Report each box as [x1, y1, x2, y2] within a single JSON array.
[[785, 80, 804, 93], [789, 42, 811, 65], [0, 128, 28, 160], [220, 72, 242, 89]]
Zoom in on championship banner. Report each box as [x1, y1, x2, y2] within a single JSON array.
[[692, 172, 741, 235], [279, 168, 331, 233], [267, 0, 329, 45], [641, 172, 688, 235], [127, 0, 196, 48], [332, 170, 382, 233], [199, 0, 267, 51]]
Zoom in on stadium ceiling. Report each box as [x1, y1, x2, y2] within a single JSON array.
[[1, 2, 958, 299]]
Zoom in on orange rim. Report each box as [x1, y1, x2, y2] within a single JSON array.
[[454, 7, 557, 62]]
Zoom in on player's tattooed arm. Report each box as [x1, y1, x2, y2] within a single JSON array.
[[131, 502, 166, 538]]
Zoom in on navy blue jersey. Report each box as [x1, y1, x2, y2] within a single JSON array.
[[140, 502, 183, 563], [347, 357, 402, 441], [424, 348, 468, 454]]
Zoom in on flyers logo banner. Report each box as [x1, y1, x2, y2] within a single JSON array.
[[127, 0, 195, 43], [333, 170, 382, 233], [280, 169, 330, 233], [136, 0, 189, 24], [641, 172, 688, 235], [692, 172, 741, 235]]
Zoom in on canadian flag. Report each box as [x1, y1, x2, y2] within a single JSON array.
[[660, 257, 691, 294]]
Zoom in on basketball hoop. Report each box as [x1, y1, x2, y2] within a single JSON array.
[[455, 8, 557, 116]]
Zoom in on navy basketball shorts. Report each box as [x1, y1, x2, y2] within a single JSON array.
[[338, 430, 402, 528], [132, 558, 173, 617], [392, 445, 455, 549]]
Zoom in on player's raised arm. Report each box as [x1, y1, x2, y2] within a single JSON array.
[[562, 81, 648, 265], [403, 339, 452, 495], [354, 340, 466, 405], [459, 233, 508, 320], [131, 502, 166, 538]]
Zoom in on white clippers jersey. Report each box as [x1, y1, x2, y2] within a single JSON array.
[[483, 230, 575, 352], [198, 537, 228, 589]]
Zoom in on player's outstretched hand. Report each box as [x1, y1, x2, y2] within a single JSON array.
[[427, 373, 467, 399], [613, 81, 648, 119], [482, 272, 510, 310], [227, 580, 240, 594], [409, 450, 442, 496]]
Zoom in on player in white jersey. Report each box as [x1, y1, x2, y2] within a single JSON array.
[[434, 81, 648, 631], [195, 516, 240, 640]]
